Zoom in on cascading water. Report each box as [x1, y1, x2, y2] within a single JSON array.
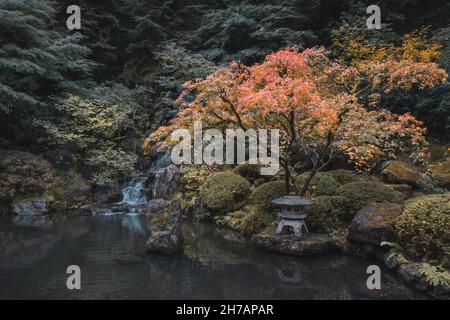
[[119, 176, 148, 206], [94, 175, 149, 216]]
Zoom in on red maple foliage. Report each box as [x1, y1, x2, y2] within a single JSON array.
[[146, 47, 447, 195]]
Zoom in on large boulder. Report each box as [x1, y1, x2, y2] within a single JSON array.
[[347, 202, 402, 245], [152, 165, 182, 199], [381, 160, 422, 186], [429, 160, 450, 189], [252, 226, 333, 256], [145, 200, 183, 254]]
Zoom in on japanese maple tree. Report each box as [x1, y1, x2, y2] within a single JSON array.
[[146, 46, 447, 196]]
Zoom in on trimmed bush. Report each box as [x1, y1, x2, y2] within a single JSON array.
[[295, 172, 340, 196], [233, 164, 261, 183], [251, 181, 288, 214], [305, 196, 347, 233], [395, 194, 450, 267], [328, 169, 361, 185], [335, 182, 403, 220], [199, 171, 251, 214]]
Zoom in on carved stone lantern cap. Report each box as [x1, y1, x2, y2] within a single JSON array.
[[271, 192, 312, 207]]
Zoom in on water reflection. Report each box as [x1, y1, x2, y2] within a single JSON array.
[[0, 215, 425, 300]]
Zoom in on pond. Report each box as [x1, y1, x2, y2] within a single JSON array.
[[0, 214, 426, 300]]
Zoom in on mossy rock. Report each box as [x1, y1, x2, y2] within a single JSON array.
[[429, 160, 450, 189], [381, 160, 422, 187], [233, 163, 261, 183], [328, 169, 362, 185], [45, 170, 92, 210], [347, 202, 403, 245], [395, 194, 450, 268], [251, 181, 288, 214], [199, 171, 251, 214], [216, 206, 273, 235], [335, 182, 403, 220], [295, 172, 340, 196], [304, 196, 347, 234]]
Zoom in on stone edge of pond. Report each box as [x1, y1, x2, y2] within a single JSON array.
[[343, 241, 450, 300]]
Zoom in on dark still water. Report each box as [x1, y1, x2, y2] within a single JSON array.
[[0, 215, 425, 300]]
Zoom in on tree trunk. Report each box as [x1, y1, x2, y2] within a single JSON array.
[[283, 162, 290, 194], [300, 166, 318, 196]]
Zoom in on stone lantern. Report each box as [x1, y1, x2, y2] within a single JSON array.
[[271, 192, 312, 239]]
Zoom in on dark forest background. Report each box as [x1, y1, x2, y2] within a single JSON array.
[[1, 0, 449, 187]]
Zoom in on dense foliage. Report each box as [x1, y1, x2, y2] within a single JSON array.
[[0, 0, 94, 141], [395, 194, 450, 267]]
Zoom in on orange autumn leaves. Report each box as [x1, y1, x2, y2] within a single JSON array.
[[145, 47, 447, 170]]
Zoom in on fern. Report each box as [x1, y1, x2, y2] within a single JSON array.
[[418, 263, 450, 287]]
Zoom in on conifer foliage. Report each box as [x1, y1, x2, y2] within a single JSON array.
[[0, 0, 94, 115]]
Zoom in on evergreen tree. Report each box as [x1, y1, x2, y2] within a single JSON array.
[[0, 0, 95, 141]]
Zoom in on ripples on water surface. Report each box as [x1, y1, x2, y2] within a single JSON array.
[[0, 215, 425, 300]]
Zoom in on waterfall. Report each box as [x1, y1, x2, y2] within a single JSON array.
[[92, 175, 148, 216], [118, 176, 148, 206]]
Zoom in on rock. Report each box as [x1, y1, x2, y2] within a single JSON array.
[[397, 263, 424, 285], [342, 241, 379, 258], [252, 226, 333, 256], [381, 160, 422, 186], [44, 149, 74, 170], [152, 165, 182, 199], [144, 199, 171, 214], [347, 202, 402, 245], [13, 198, 49, 216], [429, 160, 450, 189], [63, 179, 92, 207], [92, 181, 121, 203], [145, 200, 183, 254], [12, 198, 52, 227]]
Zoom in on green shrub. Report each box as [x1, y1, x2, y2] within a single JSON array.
[[328, 169, 362, 185], [34, 95, 138, 186], [305, 196, 347, 233], [335, 182, 403, 219], [216, 206, 273, 235], [85, 147, 136, 186], [233, 164, 261, 183], [395, 194, 450, 267], [295, 172, 340, 196], [251, 181, 288, 214], [176, 167, 209, 215], [199, 172, 251, 214]]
